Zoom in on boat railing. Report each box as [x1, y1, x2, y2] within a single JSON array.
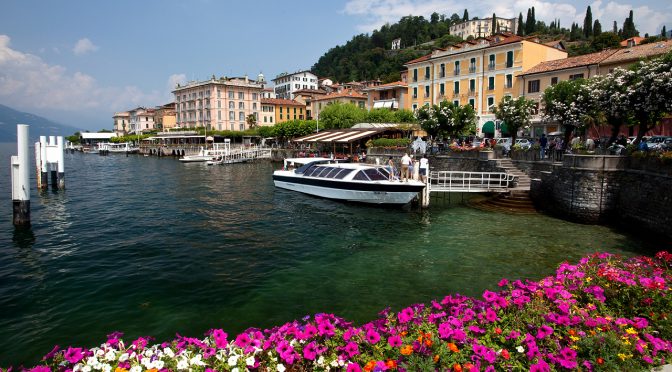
[[428, 171, 514, 192]]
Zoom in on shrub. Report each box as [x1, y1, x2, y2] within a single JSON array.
[[367, 138, 411, 148]]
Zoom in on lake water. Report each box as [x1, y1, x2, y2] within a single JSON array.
[[0, 142, 660, 366]]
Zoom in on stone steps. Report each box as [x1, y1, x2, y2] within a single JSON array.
[[468, 191, 538, 214], [497, 159, 531, 191]]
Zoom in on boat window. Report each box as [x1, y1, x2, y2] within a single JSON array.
[[352, 170, 371, 181], [301, 165, 319, 176], [363, 168, 388, 181], [322, 168, 339, 178], [313, 167, 330, 178], [333, 169, 352, 179]]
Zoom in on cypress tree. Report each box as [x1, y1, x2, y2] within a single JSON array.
[[517, 12, 524, 36], [593, 19, 602, 37], [663, 25, 667, 38], [531, 7, 536, 31], [613, 20, 618, 34], [583, 6, 593, 38], [492, 13, 496, 35], [525, 8, 534, 35], [463, 9, 469, 22]]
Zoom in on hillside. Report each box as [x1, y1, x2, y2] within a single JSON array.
[[0, 104, 80, 143]]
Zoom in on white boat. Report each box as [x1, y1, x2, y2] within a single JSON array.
[[100, 142, 139, 154], [272, 158, 426, 205], [179, 143, 230, 163]]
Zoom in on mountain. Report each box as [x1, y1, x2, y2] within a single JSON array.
[[0, 104, 80, 143]]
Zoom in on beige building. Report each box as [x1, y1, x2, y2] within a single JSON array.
[[362, 81, 408, 110], [113, 112, 130, 136], [128, 107, 156, 134], [154, 103, 177, 131], [173, 74, 265, 131], [450, 17, 518, 40], [405, 33, 566, 137], [313, 89, 367, 120]]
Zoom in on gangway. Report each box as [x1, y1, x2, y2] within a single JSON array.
[[208, 145, 272, 165], [428, 171, 515, 193]]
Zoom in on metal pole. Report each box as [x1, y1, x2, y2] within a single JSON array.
[[12, 124, 30, 225]]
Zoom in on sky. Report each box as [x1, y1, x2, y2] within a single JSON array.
[[1, 0, 669, 132]]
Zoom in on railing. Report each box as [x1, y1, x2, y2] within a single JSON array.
[[428, 171, 515, 193]]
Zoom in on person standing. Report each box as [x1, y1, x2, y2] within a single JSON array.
[[540, 134, 548, 160], [419, 153, 429, 183], [387, 156, 395, 181], [400, 153, 411, 181]]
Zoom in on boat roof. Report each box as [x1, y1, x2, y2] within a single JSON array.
[[284, 157, 332, 164]]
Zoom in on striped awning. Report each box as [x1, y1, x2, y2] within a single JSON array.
[[335, 130, 378, 143]]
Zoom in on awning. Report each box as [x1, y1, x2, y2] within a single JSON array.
[[373, 102, 385, 108], [335, 130, 378, 143], [373, 101, 396, 109], [482, 121, 495, 134], [500, 122, 509, 135], [293, 131, 336, 142]]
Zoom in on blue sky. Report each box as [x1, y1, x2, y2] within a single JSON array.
[[1, 0, 669, 132]]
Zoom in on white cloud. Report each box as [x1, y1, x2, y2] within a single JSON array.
[[73, 38, 99, 55], [342, 0, 669, 36], [0, 34, 162, 114], [168, 74, 187, 90]]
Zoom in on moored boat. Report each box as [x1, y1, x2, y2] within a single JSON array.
[[179, 143, 229, 163], [272, 158, 426, 205]]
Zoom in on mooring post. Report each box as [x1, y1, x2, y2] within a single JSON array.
[[11, 124, 31, 225], [39, 136, 48, 189], [34, 140, 42, 189], [57, 136, 65, 189], [49, 136, 57, 189], [421, 177, 430, 208]]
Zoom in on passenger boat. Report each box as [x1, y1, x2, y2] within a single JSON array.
[[100, 142, 139, 154], [272, 158, 426, 205], [179, 143, 229, 163]]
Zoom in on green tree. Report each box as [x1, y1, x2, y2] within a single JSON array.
[[541, 79, 590, 149], [246, 114, 257, 130], [591, 32, 621, 51], [492, 96, 536, 143], [415, 101, 476, 139], [628, 52, 672, 144], [256, 125, 274, 138], [583, 6, 593, 38], [366, 108, 396, 123], [318, 102, 367, 129], [517, 13, 524, 36], [491, 13, 497, 36], [393, 109, 417, 123], [593, 19, 602, 37], [622, 10, 639, 39], [584, 69, 636, 145], [462, 9, 469, 22], [66, 132, 81, 144], [273, 120, 316, 142], [662, 25, 667, 38]]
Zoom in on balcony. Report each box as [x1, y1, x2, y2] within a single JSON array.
[[504, 83, 513, 89], [453, 69, 460, 76], [424, 75, 430, 80], [488, 63, 496, 71], [439, 72, 446, 78], [424, 93, 430, 98], [469, 66, 476, 73], [453, 90, 460, 95]]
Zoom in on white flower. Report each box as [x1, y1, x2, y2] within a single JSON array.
[[101, 364, 112, 372], [277, 364, 286, 372], [176, 358, 189, 370], [232, 368, 239, 372], [129, 366, 142, 372], [317, 355, 325, 366], [228, 354, 239, 366], [190, 354, 205, 366], [164, 347, 175, 358], [81, 366, 91, 372], [516, 345, 525, 353], [154, 360, 164, 370], [104, 350, 116, 361], [246, 356, 255, 366], [118, 353, 129, 362]]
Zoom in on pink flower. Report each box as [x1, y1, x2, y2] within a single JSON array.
[[536, 325, 553, 339], [483, 290, 498, 302], [398, 307, 414, 323], [63, 347, 84, 364], [365, 329, 380, 344], [303, 341, 318, 360], [388, 335, 402, 347], [485, 308, 498, 323], [347, 363, 362, 372], [212, 329, 228, 349], [344, 341, 359, 357], [28, 367, 51, 372], [530, 359, 550, 372]]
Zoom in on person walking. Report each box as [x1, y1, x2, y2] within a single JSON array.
[[540, 134, 548, 160]]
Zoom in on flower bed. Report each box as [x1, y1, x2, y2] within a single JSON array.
[[18, 252, 672, 371]]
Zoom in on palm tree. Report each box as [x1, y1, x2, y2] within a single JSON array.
[[246, 114, 258, 130]]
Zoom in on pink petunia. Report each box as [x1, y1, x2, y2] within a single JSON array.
[[63, 347, 84, 364]]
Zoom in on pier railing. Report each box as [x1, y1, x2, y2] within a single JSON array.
[[428, 171, 515, 193]]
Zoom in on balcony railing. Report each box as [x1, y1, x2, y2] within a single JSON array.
[[424, 75, 430, 80], [469, 66, 476, 73], [439, 72, 446, 78], [488, 63, 495, 70], [454, 69, 460, 76]]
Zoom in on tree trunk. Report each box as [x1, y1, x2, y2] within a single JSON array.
[[607, 119, 622, 145]]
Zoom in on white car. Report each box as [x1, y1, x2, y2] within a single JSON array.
[[515, 138, 532, 149], [495, 137, 512, 151]]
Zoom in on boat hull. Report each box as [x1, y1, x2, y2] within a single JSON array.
[[273, 173, 425, 205]]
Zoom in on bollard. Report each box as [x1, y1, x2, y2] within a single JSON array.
[[39, 136, 48, 189], [57, 136, 65, 189], [11, 124, 31, 225]]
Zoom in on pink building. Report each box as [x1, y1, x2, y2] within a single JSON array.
[[173, 74, 266, 131]]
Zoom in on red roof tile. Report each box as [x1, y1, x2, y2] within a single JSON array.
[[521, 49, 618, 75], [260, 98, 305, 106], [314, 89, 367, 101]]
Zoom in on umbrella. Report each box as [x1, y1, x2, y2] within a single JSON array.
[[548, 131, 563, 136]]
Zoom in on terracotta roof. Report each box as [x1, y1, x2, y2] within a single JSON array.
[[293, 88, 327, 95], [620, 37, 646, 47], [260, 98, 305, 106], [314, 89, 367, 101], [405, 54, 431, 65], [602, 40, 672, 65], [363, 81, 407, 91], [521, 49, 618, 75]]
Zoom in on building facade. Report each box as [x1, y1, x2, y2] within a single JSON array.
[[449, 17, 518, 40], [313, 89, 367, 119], [259, 98, 305, 125], [272, 70, 319, 100], [405, 33, 566, 138], [154, 103, 177, 131], [128, 107, 156, 134], [362, 81, 408, 110], [113, 112, 130, 136], [173, 75, 265, 131]]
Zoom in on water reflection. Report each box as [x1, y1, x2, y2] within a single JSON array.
[[13, 225, 36, 249]]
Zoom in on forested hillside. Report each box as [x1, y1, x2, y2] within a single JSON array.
[[311, 7, 662, 83]]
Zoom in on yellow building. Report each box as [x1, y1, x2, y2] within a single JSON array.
[[260, 98, 305, 124], [154, 103, 177, 131], [313, 89, 367, 119], [405, 33, 566, 138]]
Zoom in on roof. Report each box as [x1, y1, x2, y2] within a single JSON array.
[[602, 40, 672, 65], [352, 123, 420, 129], [521, 49, 618, 75], [314, 89, 367, 101], [620, 37, 646, 47], [81, 132, 118, 139], [292, 128, 385, 143], [292, 88, 327, 95], [362, 81, 407, 91], [405, 54, 432, 65], [260, 98, 305, 106]]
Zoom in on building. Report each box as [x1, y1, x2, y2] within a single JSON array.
[[620, 36, 646, 47], [154, 103, 177, 131], [260, 98, 306, 125], [313, 89, 367, 119], [273, 70, 319, 100], [362, 81, 408, 110], [128, 107, 156, 134], [405, 33, 566, 138], [112, 112, 130, 136], [261, 87, 275, 99], [519, 40, 672, 136], [292, 88, 327, 119], [449, 17, 518, 40], [173, 74, 265, 131]]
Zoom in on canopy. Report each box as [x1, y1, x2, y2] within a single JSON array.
[[482, 121, 495, 134], [500, 122, 509, 135]]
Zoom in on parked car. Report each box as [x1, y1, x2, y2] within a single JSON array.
[[647, 136, 668, 150], [495, 137, 512, 151], [657, 137, 672, 151], [514, 138, 532, 149]]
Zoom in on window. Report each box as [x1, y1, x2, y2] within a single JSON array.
[[229, 111, 235, 120], [551, 77, 559, 85], [505, 74, 513, 88], [488, 76, 495, 90], [253, 103, 257, 110], [439, 83, 445, 96], [506, 51, 514, 68], [228, 91, 234, 99], [229, 101, 235, 109], [440, 63, 445, 78], [218, 101, 221, 108], [569, 73, 584, 80], [240, 124, 244, 131], [453, 100, 459, 106], [218, 111, 221, 120], [469, 79, 475, 92], [239, 112, 244, 121], [528, 80, 540, 93], [469, 57, 476, 73], [454, 61, 460, 75], [252, 93, 258, 100], [413, 69, 418, 82], [468, 98, 475, 108], [454, 81, 459, 94], [413, 87, 418, 99], [425, 66, 430, 80], [488, 54, 495, 70], [412, 104, 418, 111], [238, 102, 244, 109], [487, 97, 495, 111], [424, 85, 430, 98]]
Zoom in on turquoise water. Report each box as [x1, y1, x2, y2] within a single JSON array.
[[0, 143, 660, 366]]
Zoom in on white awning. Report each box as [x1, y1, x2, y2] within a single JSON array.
[[335, 130, 378, 143], [373, 101, 385, 108]]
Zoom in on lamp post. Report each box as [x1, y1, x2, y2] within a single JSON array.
[[316, 112, 319, 133]]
